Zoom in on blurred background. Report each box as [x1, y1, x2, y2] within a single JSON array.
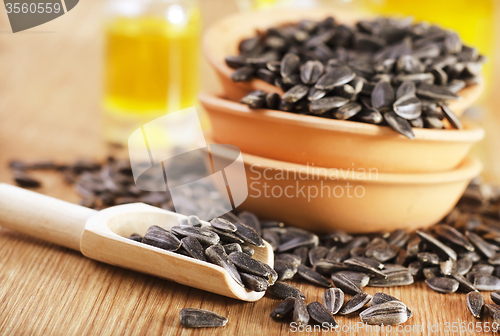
[[0, 0, 499, 181]]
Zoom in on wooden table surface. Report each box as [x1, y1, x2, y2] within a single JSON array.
[[0, 1, 499, 335]]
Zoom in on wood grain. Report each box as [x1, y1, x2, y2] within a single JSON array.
[[0, 0, 499, 335]]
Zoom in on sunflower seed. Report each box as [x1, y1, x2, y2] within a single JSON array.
[[417, 83, 460, 101], [323, 288, 344, 315], [396, 81, 416, 99], [297, 265, 332, 287], [315, 66, 356, 90], [368, 267, 414, 287], [240, 90, 266, 108], [233, 221, 264, 247], [439, 103, 463, 130], [225, 55, 246, 69], [357, 108, 383, 124], [433, 224, 474, 251], [491, 292, 500, 305], [270, 297, 295, 319], [371, 80, 394, 111], [466, 231, 496, 259], [365, 243, 398, 263], [205, 245, 243, 287], [210, 218, 237, 232], [423, 267, 441, 280], [418, 252, 440, 266], [281, 53, 300, 79], [268, 281, 305, 299], [335, 271, 370, 288], [339, 292, 372, 315], [240, 272, 268, 292], [300, 60, 324, 84], [181, 237, 206, 261], [383, 111, 415, 139], [229, 252, 276, 285], [265, 92, 280, 109], [238, 211, 261, 236], [309, 96, 350, 115], [425, 277, 459, 294], [331, 272, 364, 296], [275, 253, 302, 267], [456, 258, 473, 276], [471, 264, 495, 275], [172, 226, 220, 246], [274, 260, 297, 280], [447, 79, 466, 93], [451, 273, 477, 293], [333, 102, 362, 120], [417, 230, 457, 261], [474, 274, 500, 291], [360, 301, 409, 325], [13, 171, 41, 188], [209, 227, 244, 244], [440, 259, 455, 276], [485, 303, 500, 318], [142, 226, 182, 251], [344, 257, 386, 278], [467, 291, 484, 318], [241, 244, 255, 257], [393, 95, 422, 120], [222, 243, 242, 255], [282, 84, 309, 103], [293, 298, 310, 326], [307, 301, 337, 326], [179, 308, 227, 328], [231, 66, 254, 82], [315, 260, 349, 275]]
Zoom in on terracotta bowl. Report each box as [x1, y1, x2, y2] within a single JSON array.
[[200, 93, 484, 173], [203, 8, 484, 117], [205, 139, 482, 234]]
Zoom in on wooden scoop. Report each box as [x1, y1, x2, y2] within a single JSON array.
[[0, 183, 274, 302]]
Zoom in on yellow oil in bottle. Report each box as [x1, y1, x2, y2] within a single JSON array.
[[103, 7, 201, 145]]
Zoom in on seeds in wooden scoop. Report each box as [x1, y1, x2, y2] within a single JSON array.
[[240, 272, 268, 292], [179, 308, 227, 328], [322, 288, 344, 315], [181, 237, 206, 262], [238, 211, 262, 236], [360, 301, 409, 325], [339, 292, 371, 315], [233, 221, 264, 247], [210, 218, 237, 233], [229, 251, 277, 285], [205, 244, 244, 287], [267, 281, 305, 300], [297, 265, 332, 288], [293, 298, 310, 326], [466, 291, 484, 318], [240, 90, 266, 109], [307, 301, 337, 326], [270, 297, 295, 319], [222, 243, 242, 255], [425, 277, 459, 294], [172, 226, 220, 246], [142, 226, 182, 251]]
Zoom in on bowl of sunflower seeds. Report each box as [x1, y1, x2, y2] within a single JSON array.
[[203, 8, 485, 120]]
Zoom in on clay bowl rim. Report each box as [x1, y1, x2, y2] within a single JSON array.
[[206, 135, 482, 185], [200, 92, 485, 143], [203, 7, 485, 112]]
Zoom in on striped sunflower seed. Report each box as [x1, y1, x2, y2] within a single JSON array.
[[293, 298, 310, 326], [270, 297, 295, 319], [425, 277, 459, 294], [172, 226, 220, 246], [323, 288, 344, 315], [181, 237, 206, 262], [274, 260, 297, 281], [339, 292, 372, 315], [297, 265, 332, 287], [205, 245, 244, 287], [268, 281, 305, 300], [142, 226, 182, 251], [179, 308, 227, 328], [210, 218, 237, 232], [331, 272, 364, 296], [307, 301, 337, 326], [240, 272, 268, 292], [466, 291, 484, 318], [229, 251, 276, 285], [359, 301, 409, 325]]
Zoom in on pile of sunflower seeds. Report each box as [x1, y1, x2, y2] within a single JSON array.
[[10, 159, 500, 327], [227, 16, 485, 139]]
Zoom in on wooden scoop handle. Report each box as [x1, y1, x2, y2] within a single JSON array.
[[0, 183, 96, 251]]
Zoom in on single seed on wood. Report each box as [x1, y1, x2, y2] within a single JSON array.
[[307, 301, 337, 326], [339, 292, 372, 315], [179, 308, 227, 328], [466, 291, 484, 318], [270, 297, 295, 319], [323, 288, 344, 315]]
